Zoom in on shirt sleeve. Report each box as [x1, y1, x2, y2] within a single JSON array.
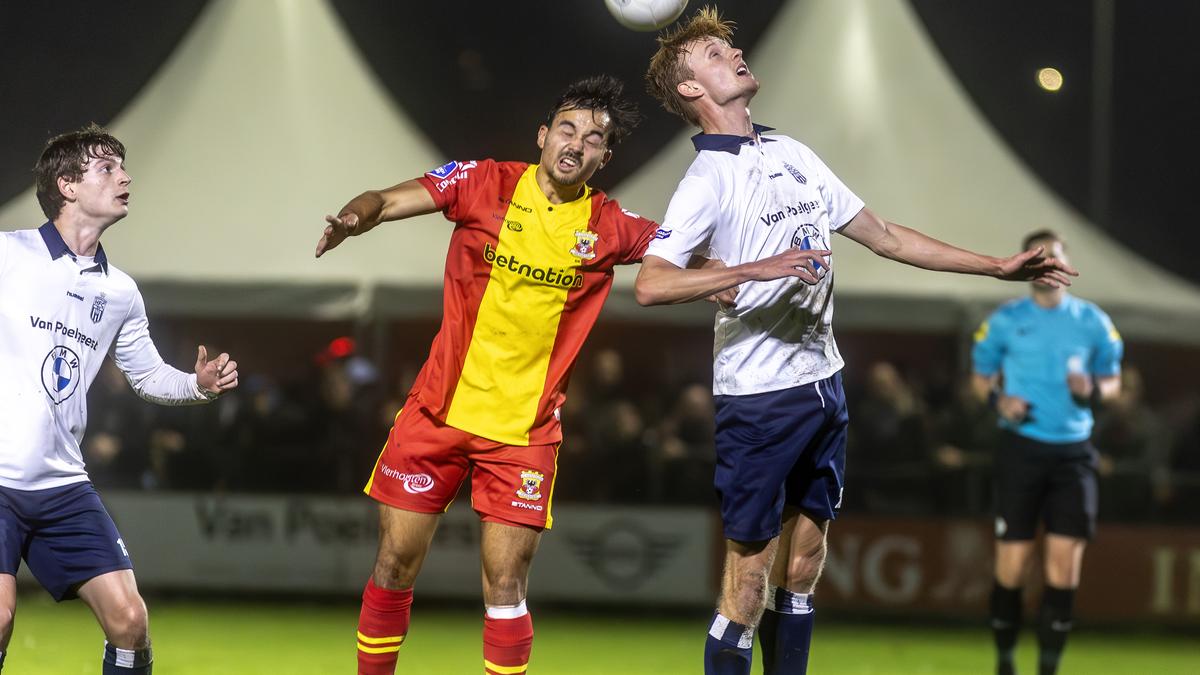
[[644, 174, 719, 268], [0, 233, 10, 278], [971, 310, 1008, 376], [603, 201, 659, 265], [415, 159, 488, 223], [798, 142, 864, 231], [1089, 307, 1124, 376], [111, 290, 209, 405]]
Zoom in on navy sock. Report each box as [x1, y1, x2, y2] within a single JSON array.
[[103, 642, 153, 674], [990, 582, 1022, 675], [758, 586, 815, 674], [704, 612, 754, 675], [1037, 586, 1075, 675]]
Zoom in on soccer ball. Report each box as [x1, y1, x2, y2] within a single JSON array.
[[604, 0, 689, 31]]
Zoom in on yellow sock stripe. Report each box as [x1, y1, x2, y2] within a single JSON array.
[[484, 659, 528, 674], [357, 631, 405, 645], [358, 642, 402, 654]]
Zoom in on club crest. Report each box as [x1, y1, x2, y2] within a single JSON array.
[[90, 293, 107, 323], [782, 161, 807, 184], [516, 469, 545, 501], [569, 230, 599, 260]]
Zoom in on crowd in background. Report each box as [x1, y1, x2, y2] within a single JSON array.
[[83, 320, 1200, 525]]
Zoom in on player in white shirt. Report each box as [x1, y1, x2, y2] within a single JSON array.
[[0, 124, 239, 674], [637, 9, 1077, 675]]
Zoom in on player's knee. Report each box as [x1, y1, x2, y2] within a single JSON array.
[[0, 605, 14, 640], [484, 573, 527, 606], [104, 600, 150, 649], [373, 546, 422, 589]]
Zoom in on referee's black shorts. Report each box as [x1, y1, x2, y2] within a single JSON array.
[[993, 430, 1099, 541]]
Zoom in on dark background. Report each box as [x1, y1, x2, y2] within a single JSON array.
[[2, 1, 1196, 283]]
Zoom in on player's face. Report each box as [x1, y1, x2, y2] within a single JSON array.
[[65, 151, 131, 223], [681, 37, 759, 106], [536, 108, 613, 189]]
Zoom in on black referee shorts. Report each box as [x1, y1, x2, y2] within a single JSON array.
[[993, 430, 1099, 541]]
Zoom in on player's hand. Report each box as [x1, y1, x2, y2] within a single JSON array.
[[747, 247, 831, 285], [316, 213, 361, 258], [1067, 372, 1093, 399], [195, 345, 239, 397], [995, 395, 1030, 424], [996, 245, 1078, 287]]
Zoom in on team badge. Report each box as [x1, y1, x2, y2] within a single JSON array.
[[569, 230, 599, 260], [90, 293, 107, 323], [782, 161, 807, 184], [41, 345, 82, 404], [516, 470, 545, 501]]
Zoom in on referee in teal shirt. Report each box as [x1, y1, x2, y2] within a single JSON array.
[[972, 230, 1123, 675]]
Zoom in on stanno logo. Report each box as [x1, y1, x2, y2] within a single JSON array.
[[41, 345, 82, 404], [483, 243, 584, 289]]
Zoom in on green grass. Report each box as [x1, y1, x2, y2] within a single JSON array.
[[8, 594, 1197, 674]]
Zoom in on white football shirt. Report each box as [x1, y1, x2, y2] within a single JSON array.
[[0, 223, 209, 490], [646, 126, 864, 396]]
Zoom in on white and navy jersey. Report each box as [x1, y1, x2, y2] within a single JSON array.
[[646, 126, 864, 396], [0, 223, 207, 490]]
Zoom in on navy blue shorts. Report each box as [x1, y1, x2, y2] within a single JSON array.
[[993, 431, 1099, 541], [713, 373, 848, 542], [0, 481, 132, 601]]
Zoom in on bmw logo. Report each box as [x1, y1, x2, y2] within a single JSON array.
[[41, 345, 82, 404]]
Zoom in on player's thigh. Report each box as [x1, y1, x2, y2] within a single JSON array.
[[479, 521, 542, 605], [468, 440, 559, 530], [993, 540, 1037, 587], [365, 404, 472, 516], [720, 536, 780, 624], [25, 483, 133, 602], [76, 568, 148, 644], [1042, 533, 1087, 588], [373, 504, 442, 588], [1042, 450, 1099, 542]]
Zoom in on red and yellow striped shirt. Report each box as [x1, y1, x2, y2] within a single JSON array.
[[411, 159, 656, 446]]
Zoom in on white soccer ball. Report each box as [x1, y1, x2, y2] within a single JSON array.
[[605, 0, 689, 32]]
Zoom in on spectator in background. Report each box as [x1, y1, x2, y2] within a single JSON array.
[[849, 361, 932, 514], [929, 377, 1001, 516], [651, 383, 717, 504], [1093, 366, 1171, 520]]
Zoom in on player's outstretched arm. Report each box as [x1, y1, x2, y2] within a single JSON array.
[[839, 207, 1078, 287], [635, 248, 829, 306], [315, 179, 439, 258], [195, 345, 239, 397]]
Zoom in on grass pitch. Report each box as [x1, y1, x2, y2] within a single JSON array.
[[9, 594, 1196, 674]]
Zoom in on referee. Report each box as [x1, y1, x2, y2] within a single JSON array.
[[972, 230, 1123, 675]]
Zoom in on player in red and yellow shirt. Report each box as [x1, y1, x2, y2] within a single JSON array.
[[316, 76, 656, 675]]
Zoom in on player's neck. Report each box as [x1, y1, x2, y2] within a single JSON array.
[[1031, 286, 1065, 308], [53, 211, 115, 257], [534, 165, 586, 205], [698, 104, 754, 138]]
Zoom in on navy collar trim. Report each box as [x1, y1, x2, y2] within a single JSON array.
[[691, 123, 777, 154], [38, 221, 109, 273]]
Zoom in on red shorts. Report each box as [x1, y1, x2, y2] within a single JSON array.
[[364, 403, 559, 530]]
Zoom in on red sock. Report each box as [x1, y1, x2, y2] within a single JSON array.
[[483, 605, 534, 675], [357, 579, 413, 675]]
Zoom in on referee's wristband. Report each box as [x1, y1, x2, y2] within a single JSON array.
[[1073, 386, 1103, 410]]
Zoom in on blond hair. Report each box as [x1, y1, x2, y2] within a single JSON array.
[[644, 6, 735, 125]]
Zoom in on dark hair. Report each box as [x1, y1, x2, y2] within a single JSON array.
[[645, 6, 735, 125], [34, 123, 126, 220], [1022, 229, 1065, 252], [545, 75, 641, 146]]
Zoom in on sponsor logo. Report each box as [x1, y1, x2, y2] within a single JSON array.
[[426, 160, 460, 180], [505, 219, 524, 232], [760, 199, 822, 227], [66, 291, 84, 301], [790, 224, 830, 271], [782, 161, 807, 184], [482, 243, 584, 289], [653, 228, 672, 240], [768, 172, 784, 179], [501, 198, 533, 214], [41, 345, 82, 404], [569, 230, 599, 260], [428, 160, 477, 193], [516, 469, 544, 501], [90, 293, 107, 323], [510, 500, 544, 512], [567, 519, 684, 589], [380, 463, 435, 494], [28, 316, 99, 351]]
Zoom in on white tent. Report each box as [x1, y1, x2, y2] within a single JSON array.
[[4, 0, 1198, 343]]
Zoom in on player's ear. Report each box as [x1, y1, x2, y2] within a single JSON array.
[[57, 175, 76, 202], [599, 148, 613, 169], [677, 79, 703, 101], [536, 125, 548, 150]]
